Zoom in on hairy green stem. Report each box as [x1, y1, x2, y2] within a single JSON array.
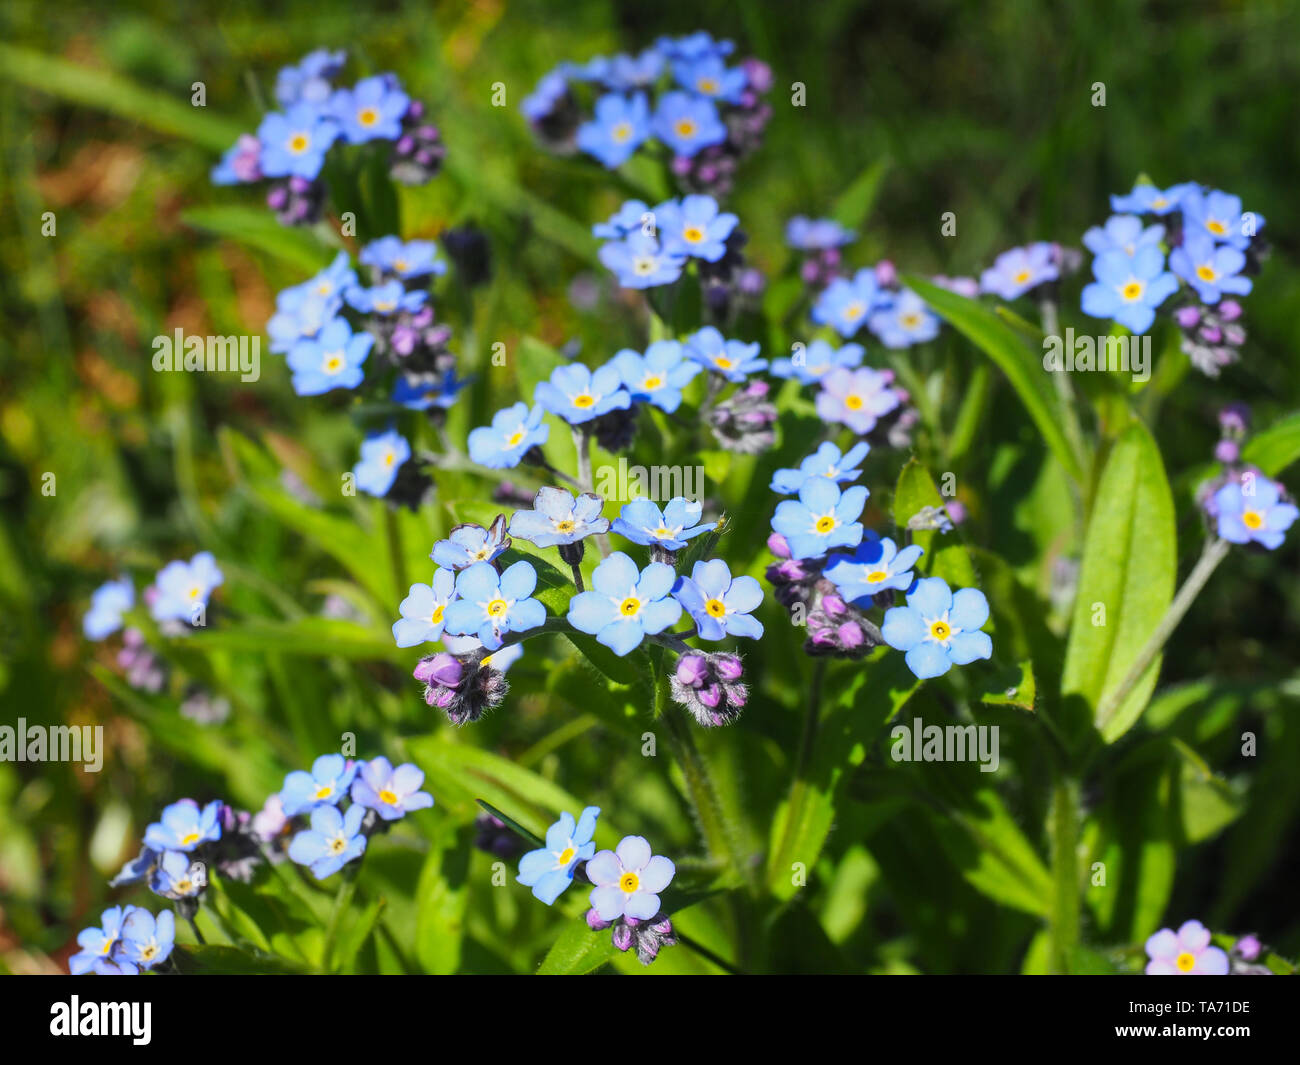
[[1039, 298, 1090, 485], [1048, 777, 1080, 974], [1095, 536, 1231, 731], [662, 704, 746, 886]]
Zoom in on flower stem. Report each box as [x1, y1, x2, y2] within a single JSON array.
[[569, 563, 585, 592], [1094, 536, 1231, 731], [1039, 298, 1090, 485], [321, 856, 363, 972]]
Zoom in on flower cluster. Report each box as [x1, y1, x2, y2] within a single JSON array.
[[1196, 406, 1298, 551], [594, 195, 764, 320], [515, 806, 679, 965], [212, 49, 444, 225], [1079, 181, 1267, 372], [522, 32, 771, 198], [69, 905, 176, 976], [281, 754, 433, 879], [400, 484, 762, 727], [765, 441, 992, 678], [83, 553, 225, 700], [264, 234, 480, 505]]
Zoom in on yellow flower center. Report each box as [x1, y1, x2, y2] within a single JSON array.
[[1121, 281, 1144, 301], [619, 596, 642, 617], [814, 515, 837, 534], [1013, 269, 1031, 284], [506, 429, 525, 447], [866, 570, 888, 584], [394, 259, 409, 273], [697, 77, 720, 94], [1196, 264, 1217, 283], [843, 301, 865, 321], [323, 352, 345, 373], [317, 282, 333, 295], [1175, 951, 1196, 973], [374, 300, 395, 312], [328, 836, 346, 855], [633, 257, 657, 275], [358, 107, 379, 127], [180, 831, 200, 846], [289, 133, 310, 153], [642, 375, 664, 390], [379, 788, 398, 805], [140, 945, 157, 961], [383, 451, 396, 467], [619, 871, 640, 893], [683, 225, 705, 243], [714, 356, 733, 370], [900, 312, 922, 328], [704, 598, 727, 618], [314, 785, 333, 800], [572, 393, 596, 408], [558, 846, 576, 865], [929, 620, 952, 641], [674, 119, 697, 138], [1152, 197, 1168, 208], [612, 122, 633, 143], [176, 878, 192, 893], [486, 598, 508, 617], [430, 604, 444, 624], [845, 394, 864, 411], [1206, 220, 1226, 236], [188, 585, 202, 599], [653, 527, 674, 539], [1242, 509, 1263, 530], [554, 519, 576, 533]]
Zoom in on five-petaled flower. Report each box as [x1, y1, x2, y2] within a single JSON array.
[[468, 403, 549, 469], [812, 268, 884, 338], [567, 552, 683, 655], [577, 92, 650, 168], [612, 497, 715, 552], [280, 754, 357, 817], [350, 757, 435, 820], [510, 486, 610, 548], [587, 835, 676, 921], [611, 340, 701, 413], [881, 577, 992, 680], [816, 366, 901, 435], [1170, 230, 1252, 305], [771, 477, 868, 560], [535, 364, 631, 424], [144, 799, 223, 853], [1144, 920, 1229, 975], [826, 536, 924, 600], [517, 806, 600, 904], [655, 194, 739, 262], [353, 428, 410, 496], [393, 569, 458, 646], [770, 441, 871, 495], [443, 560, 546, 651], [288, 803, 368, 880], [1081, 245, 1178, 334], [150, 552, 224, 624], [684, 326, 766, 381], [1212, 475, 1298, 550], [672, 559, 764, 641], [119, 909, 176, 970], [287, 317, 372, 395], [431, 517, 511, 570]]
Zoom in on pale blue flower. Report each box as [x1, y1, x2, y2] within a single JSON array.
[[517, 806, 600, 904]]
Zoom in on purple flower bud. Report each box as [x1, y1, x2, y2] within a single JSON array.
[[675, 653, 709, 689], [1214, 439, 1240, 464], [1218, 299, 1243, 322], [1235, 934, 1262, 962], [714, 654, 744, 683], [945, 500, 968, 525], [837, 621, 866, 649], [671, 155, 692, 177], [266, 186, 288, 209], [1173, 305, 1202, 329], [874, 259, 898, 287], [611, 922, 634, 952], [1199, 325, 1223, 344], [821, 594, 848, 618], [768, 532, 791, 558], [698, 683, 723, 709], [800, 259, 822, 285], [415, 652, 462, 688], [396, 135, 415, 154], [586, 908, 611, 931], [1219, 403, 1250, 433], [741, 57, 774, 93], [407, 100, 425, 120]]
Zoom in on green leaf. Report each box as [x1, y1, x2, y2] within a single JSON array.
[[979, 660, 1037, 712], [1241, 411, 1300, 476], [766, 652, 920, 900], [536, 919, 622, 975], [831, 158, 891, 231], [1062, 421, 1176, 741], [0, 44, 245, 151], [171, 945, 308, 974], [415, 822, 469, 974], [930, 788, 1053, 917], [904, 276, 1086, 483], [892, 458, 977, 589], [182, 206, 336, 273], [165, 617, 404, 663]]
